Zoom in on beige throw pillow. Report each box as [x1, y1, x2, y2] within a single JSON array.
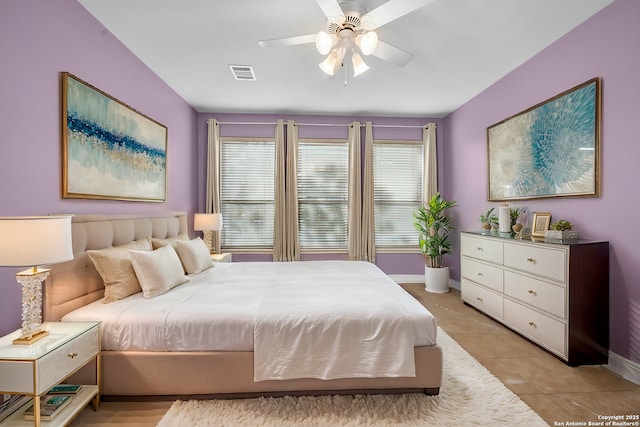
[[130, 245, 189, 298], [87, 238, 152, 304], [151, 234, 189, 250], [175, 237, 214, 275]]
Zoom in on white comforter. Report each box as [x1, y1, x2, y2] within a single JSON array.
[[63, 261, 438, 381]]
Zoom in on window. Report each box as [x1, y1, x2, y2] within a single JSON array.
[[219, 139, 275, 248], [373, 141, 423, 246], [297, 140, 349, 249]]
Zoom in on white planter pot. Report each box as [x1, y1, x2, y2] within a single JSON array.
[[424, 266, 450, 294]]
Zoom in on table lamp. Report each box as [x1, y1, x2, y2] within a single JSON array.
[[0, 215, 73, 345], [194, 213, 223, 253]]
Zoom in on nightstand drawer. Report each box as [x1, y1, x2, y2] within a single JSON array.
[[462, 257, 503, 292], [461, 234, 503, 264], [503, 242, 566, 282], [37, 326, 100, 394], [462, 279, 503, 320], [504, 271, 565, 318]]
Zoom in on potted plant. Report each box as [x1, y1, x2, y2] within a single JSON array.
[[545, 219, 579, 243], [414, 192, 457, 293], [479, 208, 496, 230], [509, 207, 526, 227]]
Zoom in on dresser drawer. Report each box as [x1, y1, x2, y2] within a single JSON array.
[[462, 279, 503, 320], [462, 257, 504, 292], [504, 271, 566, 318], [461, 234, 503, 264], [504, 299, 566, 357], [36, 326, 100, 394], [503, 242, 566, 282]]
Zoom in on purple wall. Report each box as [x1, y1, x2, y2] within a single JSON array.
[[196, 112, 444, 274], [0, 1, 198, 335], [444, 0, 640, 362]]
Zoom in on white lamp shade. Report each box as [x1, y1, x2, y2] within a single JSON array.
[[194, 213, 223, 231], [357, 31, 378, 55], [352, 53, 370, 77], [319, 52, 339, 75], [315, 31, 334, 55], [0, 216, 74, 267]]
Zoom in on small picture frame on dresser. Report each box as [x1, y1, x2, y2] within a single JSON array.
[[531, 212, 552, 240]]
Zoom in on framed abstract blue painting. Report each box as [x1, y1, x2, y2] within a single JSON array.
[[61, 72, 167, 202], [487, 78, 601, 201]]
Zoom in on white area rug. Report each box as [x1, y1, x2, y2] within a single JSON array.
[[157, 329, 546, 426]]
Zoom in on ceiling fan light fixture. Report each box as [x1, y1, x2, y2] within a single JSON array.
[[357, 31, 378, 55], [351, 52, 370, 77], [315, 31, 334, 55], [319, 51, 339, 75]]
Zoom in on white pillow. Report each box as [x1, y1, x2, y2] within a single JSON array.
[[130, 245, 189, 298], [175, 237, 214, 274], [87, 238, 153, 304]]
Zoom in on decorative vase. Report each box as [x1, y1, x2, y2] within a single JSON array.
[[424, 266, 450, 294]]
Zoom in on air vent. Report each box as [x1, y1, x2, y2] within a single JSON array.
[[229, 65, 256, 81]]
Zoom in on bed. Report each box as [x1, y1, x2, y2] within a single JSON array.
[[43, 212, 443, 398]]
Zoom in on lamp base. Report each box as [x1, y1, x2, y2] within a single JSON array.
[[14, 268, 50, 346], [13, 330, 49, 345]]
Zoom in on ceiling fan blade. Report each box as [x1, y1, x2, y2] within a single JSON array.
[[362, 0, 436, 29], [372, 40, 414, 67], [315, 0, 346, 24], [258, 34, 317, 48]]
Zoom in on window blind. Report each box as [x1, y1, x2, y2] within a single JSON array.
[[297, 141, 349, 249], [373, 142, 423, 246], [219, 140, 275, 248]]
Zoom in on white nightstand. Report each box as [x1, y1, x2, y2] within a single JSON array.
[[210, 252, 232, 263], [0, 321, 101, 426]]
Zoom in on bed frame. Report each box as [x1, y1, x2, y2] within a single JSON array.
[[43, 212, 442, 397]]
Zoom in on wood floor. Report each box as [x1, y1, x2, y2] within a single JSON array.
[[70, 284, 640, 426]]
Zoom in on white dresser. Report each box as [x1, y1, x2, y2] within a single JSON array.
[[460, 231, 609, 366]]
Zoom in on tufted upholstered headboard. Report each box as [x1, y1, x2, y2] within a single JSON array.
[[43, 212, 188, 322]]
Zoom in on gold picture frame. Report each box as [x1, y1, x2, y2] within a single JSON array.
[[531, 212, 552, 238], [487, 78, 601, 201], [61, 72, 167, 202]]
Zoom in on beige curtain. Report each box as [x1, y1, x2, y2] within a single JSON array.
[[273, 120, 300, 261], [347, 121, 363, 260], [360, 121, 376, 263], [273, 119, 286, 261], [206, 119, 222, 253], [423, 123, 438, 203]]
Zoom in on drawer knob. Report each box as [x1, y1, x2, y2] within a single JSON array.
[[477, 247, 483, 251], [528, 321, 537, 328], [528, 289, 537, 296], [526, 257, 535, 263], [477, 272, 483, 277], [476, 297, 483, 302], [67, 352, 78, 359]]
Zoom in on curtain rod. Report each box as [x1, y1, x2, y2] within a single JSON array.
[[213, 120, 433, 129]]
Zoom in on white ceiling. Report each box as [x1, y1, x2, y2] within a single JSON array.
[[78, 0, 613, 118]]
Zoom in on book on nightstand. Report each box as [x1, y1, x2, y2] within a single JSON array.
[[48, 384, 83, 394], [23, 395, 72, 421]]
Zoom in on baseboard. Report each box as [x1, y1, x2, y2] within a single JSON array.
[[389, 274, 424, 284], [606, 351, 640, 385], [389, 275, 461, 292]]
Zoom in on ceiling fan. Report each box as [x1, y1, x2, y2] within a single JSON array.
[[258, 0, 435, 77]]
